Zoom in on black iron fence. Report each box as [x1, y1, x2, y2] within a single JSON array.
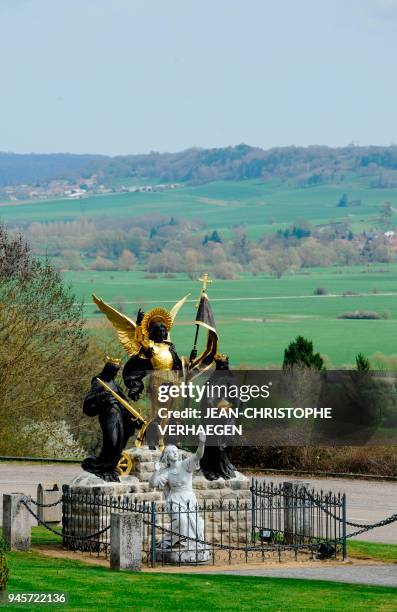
[[251, 480, 346, 559], [61, 480, 347, 565]]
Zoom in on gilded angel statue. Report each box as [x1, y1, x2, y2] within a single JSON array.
[[92, 276, 218, 448]]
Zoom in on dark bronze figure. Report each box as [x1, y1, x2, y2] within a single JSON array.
[[81, 358, 140, 482], [200, 355, 237, 481]]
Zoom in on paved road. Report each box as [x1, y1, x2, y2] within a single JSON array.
[[202, 564, 397, 588], [0, 462, 80, 525], [252, 473, 397, 544], [0, 463, 396, 544]]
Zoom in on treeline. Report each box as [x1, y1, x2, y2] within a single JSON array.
[[20, 216, 395, 278], [0, 153, 105, 187], [3, 144, 397, 187]]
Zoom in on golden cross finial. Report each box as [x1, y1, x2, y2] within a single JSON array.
[[196, 273, 213, 307], [198, 272, 212, 293]]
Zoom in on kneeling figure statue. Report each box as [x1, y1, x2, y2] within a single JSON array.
[[149, 433, 209, 563]]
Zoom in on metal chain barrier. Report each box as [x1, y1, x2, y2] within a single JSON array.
[[16, 491, 397, 554], [19, 498, 110, 541], [302, 486, 397, 530], [11, 492, 63, 509], [143, 519, 340, 553], [30, 498, 63, 508], [344, 515, 397, 538]]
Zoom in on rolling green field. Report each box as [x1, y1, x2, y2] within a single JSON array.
[[65, 264, 397, 367], [1, 177, 397, 239], [2, 177, 397, 366]]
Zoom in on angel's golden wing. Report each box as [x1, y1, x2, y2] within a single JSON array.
[[92, 294, 140, 356], [170, 294, 190, 324]]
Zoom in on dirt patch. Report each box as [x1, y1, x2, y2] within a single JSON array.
[[32, 544, 386, 574]]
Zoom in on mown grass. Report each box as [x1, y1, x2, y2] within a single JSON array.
[[2, 547, 397, 611], [348, 541, 397, 564]]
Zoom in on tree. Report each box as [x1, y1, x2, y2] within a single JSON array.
[[380, 202, 393, 227], [283, 336, 324, 370], [212, 261, 241, 279], [203, 230, 222, 245], [90, 255, 117, 271], [356, 353, 370, 372], [266, 248, 301, 278], [118, 249, 137, 271], [337, 193, 348, 207], [0, 221, 100, 456]]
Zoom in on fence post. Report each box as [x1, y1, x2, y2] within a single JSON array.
[[61, 484, 69, 549], [342, 493, 347, 560], [110, 512, 142, 571], [250, 478, 256, 543], [2, 494, 31, 551], [297, 481, 311, 543], [150, 501, 156, 567], [283, 482, 294, 544], [37, 482, 62, 524]]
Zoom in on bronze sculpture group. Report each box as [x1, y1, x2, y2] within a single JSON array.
[[82, 275, 235, 482]]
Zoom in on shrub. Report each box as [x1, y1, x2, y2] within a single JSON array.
[[20, 420, 85, 459], [0, 537, 9, 591], [337, 311, 381, 320], [283, 335, 324, 370], [356, 353, 370, 371], [232, 445, 397, 476], [314, 287, 328, 295], [144, 273, 158, 279], [212, 262, 240, 280]]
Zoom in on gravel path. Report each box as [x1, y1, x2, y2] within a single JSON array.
[[201, 564, 397, 587]]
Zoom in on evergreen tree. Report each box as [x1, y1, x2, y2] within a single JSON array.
[[283, 335, 324, 370], [356, 353, 370, 372]]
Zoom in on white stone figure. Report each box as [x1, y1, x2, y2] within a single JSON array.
[[149, 433, 207, 558]]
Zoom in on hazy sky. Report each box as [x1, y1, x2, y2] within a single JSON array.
[[1, 0, 397, 155]]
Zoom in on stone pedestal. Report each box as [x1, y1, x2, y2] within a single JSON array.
[[155, 546, 211, 564], [63, 470, 161, 551], [64, 447, 251, 562], [123, 446, 251, 504], [123, 447, 252, 559]]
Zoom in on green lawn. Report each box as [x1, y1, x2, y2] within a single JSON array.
[[65, 265, 397, 367], [348, 541, 397, 564], [3, 175, 397, 366], [2, 548, 397, 611]]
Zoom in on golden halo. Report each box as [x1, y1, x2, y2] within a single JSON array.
[[141, 307, 173, 336]]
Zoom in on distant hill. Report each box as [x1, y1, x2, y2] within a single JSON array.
[[0, 153, 107, 187], [2, 145, 397, 187]]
